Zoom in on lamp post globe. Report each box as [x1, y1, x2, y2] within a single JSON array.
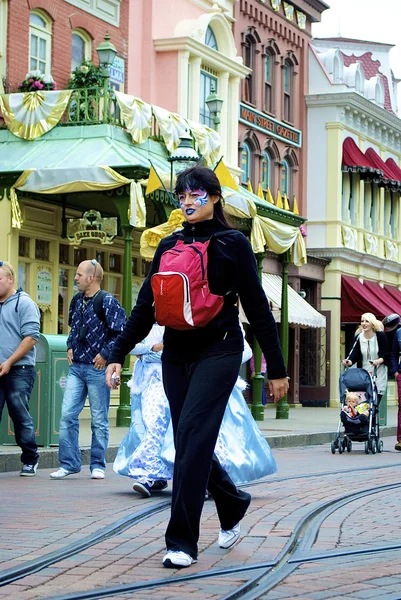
[[205, 83, 223, 130], [168, 129, 200, 193]]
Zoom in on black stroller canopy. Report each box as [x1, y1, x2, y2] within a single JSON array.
[[339, 368, 374, 405]]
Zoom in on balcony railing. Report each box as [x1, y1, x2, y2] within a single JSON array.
[[0, 86, 164, 140]]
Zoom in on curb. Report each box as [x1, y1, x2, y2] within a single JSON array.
[[1, 426, 397, 474]]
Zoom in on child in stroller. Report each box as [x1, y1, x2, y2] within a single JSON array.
[[332, 368, 383, 455]]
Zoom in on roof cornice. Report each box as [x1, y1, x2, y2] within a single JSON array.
[[154, 37, 250, 77], [306, 91, 401, 140], [307, 247, 401, 274]]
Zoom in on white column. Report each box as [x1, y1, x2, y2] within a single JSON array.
[[177, 50, 190, 117], [188, 56, 201, 122], [226, 75, 240, 168], [218, 71, 229, 161]]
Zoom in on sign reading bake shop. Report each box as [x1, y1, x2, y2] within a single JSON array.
[[66, 210, 118, 245], [239, 103, 302, 148]]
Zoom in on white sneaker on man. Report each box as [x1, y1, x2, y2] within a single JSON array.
[[50, 467, 79, 479], [218, 523, 241, 549], [162, 550, 196, 568], [91, 468, 105, 479]]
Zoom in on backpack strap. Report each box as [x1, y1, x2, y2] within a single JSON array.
[[69, 290, 108, 326]]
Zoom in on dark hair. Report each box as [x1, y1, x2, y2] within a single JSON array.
[[174, 166, 233, 229]]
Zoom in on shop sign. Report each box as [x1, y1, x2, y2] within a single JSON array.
[[239, 103, 302, 148], [110, 56, 125, 92], [37, 267, 52, 308], [66, 209, 118, 245]]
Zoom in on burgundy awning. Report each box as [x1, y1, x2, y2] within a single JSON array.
[[341, 276, 397, 322], [384, 284, 401, 308], [385, 157, 401, 181], [342, 137, 382, 175], [365, 148, 401, 185]]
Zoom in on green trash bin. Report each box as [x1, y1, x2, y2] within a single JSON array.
[[379, 387, 387, 427], [0, 334, 69, 447]]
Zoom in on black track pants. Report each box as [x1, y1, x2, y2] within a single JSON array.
[[162, 351, 251, 559]]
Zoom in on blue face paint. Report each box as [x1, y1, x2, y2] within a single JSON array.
[[193, 189, 208, 207], [178, 187, 208, 217]]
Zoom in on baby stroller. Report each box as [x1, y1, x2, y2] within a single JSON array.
[[331, 367, 383, 454]]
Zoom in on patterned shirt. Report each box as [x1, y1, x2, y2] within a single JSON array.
[[67, 292, 126, 363]]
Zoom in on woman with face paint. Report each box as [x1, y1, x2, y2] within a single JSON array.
[[106, 166, 288, 569]]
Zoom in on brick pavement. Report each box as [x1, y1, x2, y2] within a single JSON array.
[[1, 439, 401, 599]]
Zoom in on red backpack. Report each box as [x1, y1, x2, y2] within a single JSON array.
[[151, 233, 229, 330]]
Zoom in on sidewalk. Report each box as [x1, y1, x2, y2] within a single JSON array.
[[0, 405, 398, 473]]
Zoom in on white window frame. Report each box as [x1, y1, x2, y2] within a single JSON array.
[[29, 10, 52, 74]]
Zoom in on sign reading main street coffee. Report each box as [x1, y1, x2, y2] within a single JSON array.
[[239, 103, 302, 148]]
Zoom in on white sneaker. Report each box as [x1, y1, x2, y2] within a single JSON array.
[[163, 550, 196, 568], [218, 523, 240, 549], [50, 467, 79, 479], [91, 468, 105, 479]]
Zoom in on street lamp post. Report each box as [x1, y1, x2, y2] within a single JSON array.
[[167, 129, 200, 193], [205, 84, 223, 131], [96, 32, 117, 123]]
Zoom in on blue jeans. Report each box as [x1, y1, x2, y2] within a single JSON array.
[[58, 362, 110, 472], [0, 366, 38, 465]]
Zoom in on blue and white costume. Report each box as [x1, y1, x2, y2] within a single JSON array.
[[113, 324, 277, 485]]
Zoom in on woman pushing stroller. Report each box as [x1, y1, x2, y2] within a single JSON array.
[[342, 312, 388, 403]]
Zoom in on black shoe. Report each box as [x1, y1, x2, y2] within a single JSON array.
[[150, 480, 168, 492], [20, 463, 38, 477], [133, 482, 152, 497]]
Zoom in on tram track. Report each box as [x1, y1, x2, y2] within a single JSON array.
[[2, 463, 401, 597]]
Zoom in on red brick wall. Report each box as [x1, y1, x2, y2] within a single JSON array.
[[6, 0, 129, 91]]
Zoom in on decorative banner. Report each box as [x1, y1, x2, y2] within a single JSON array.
[[37, 266, 52, 309], [283, 2, 294, 20], [296, 10, 306, 29], [10, 165, 146, 230], [67, 209, 118, 245], [187, 119, 221, 166], [0, 90, 71, 140], [115, 92, 152, 144], [152, 104, 187, 153]]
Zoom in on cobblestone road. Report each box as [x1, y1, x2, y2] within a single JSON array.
[[1, 439, 401, 599]]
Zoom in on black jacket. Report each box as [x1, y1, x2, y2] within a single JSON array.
[[390, 328, 401, 374], [109, 218, 287, 379], [348, 330, 389, 368]]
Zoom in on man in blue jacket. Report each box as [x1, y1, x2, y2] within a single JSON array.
[[50, 260, 126, 480], [0, 261, 40, 476]]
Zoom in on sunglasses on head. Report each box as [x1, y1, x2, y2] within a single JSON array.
[[91, 259, 97, 278], [0, 262, 3, 267]]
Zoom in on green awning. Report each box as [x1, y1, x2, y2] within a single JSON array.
[[0, 124, 168, 175]]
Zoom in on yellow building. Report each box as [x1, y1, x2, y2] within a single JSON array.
[[307, 37, 401, 405]]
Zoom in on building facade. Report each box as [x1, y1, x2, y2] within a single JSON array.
[[307, 37, 401, 405], [233, 0, 329, 406]]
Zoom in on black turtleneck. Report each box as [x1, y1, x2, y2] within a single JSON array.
[[109, 218, 287, 379]]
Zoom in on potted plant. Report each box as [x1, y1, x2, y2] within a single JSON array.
[[18, 70, 56, 92]]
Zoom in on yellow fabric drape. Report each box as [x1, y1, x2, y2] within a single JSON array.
[[140, 192, 306, 266], [0, 90, 71, 140], [187, 120, 221, 166], [152, 105, 187, 153], [114, 92, 152, 144], [9, 166, 146, 229], [140, 209, 185, 260]]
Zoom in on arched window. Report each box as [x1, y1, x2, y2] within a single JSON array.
[[283, 59, 293, 122], [241, 143, 251, 185], [281, 159, 289, 196], [261, 152, 271, 191], [264, 52, 274, 113], [333, 56, 341, 83], [29, 10, 52, 74], [205, 26, 218, 51], [71, 29, 91, 71], [244, 35, 256, 104], [200, 71, 218, 128]]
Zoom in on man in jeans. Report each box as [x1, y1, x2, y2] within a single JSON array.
[[50, 259, 126, 480], [0, 261, 40, 476]]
